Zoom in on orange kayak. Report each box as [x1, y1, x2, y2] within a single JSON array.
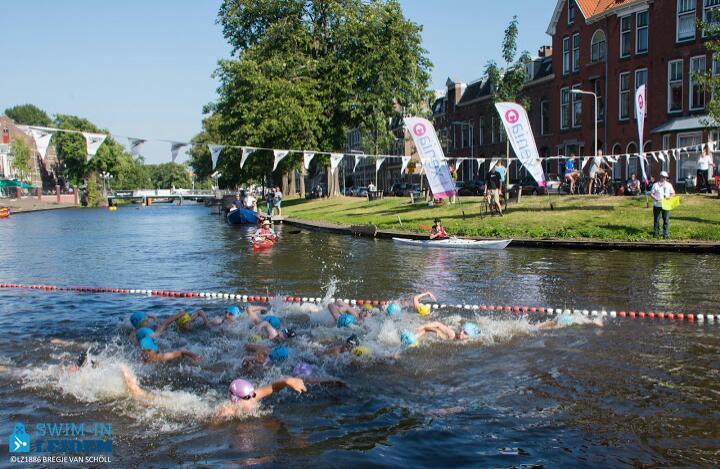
[[0, 208, 9, 218], [252, 238, 276, 250]]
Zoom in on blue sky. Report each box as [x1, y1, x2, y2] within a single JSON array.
[[1, 0, 553, 164]]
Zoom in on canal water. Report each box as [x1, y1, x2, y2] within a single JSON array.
[[0, 203, 718, 467]]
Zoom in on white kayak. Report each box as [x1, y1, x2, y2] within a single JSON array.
[[392, 237, 511, 250]]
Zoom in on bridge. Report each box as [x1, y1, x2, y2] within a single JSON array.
[[108, 189, 228, 201]]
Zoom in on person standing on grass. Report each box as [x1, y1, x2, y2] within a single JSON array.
[[697, 146, 715, 192], [273, 187, 282, 216], [485, 167, 503, 216], [650, 171, 675, 239]]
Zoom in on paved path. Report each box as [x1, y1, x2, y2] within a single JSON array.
[[0, 197, 76, 214]]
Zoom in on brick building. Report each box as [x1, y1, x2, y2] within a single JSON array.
[[435, 0, 720, 186]]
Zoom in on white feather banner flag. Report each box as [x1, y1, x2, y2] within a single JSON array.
[[170, 142, 188, 163], [272, 150, 289, 172], [29, 127, 54, 160], [83, 132, 107, 159], [208, 144, 224, 169], [240, 147, 257, 169], [128, 138, 146, 156], [401, 156, 412, 174], [303, 152, 315, 170], [330, 153, 343, 175]]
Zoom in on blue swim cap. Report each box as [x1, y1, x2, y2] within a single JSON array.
[[386, 303, 402, 317], [130, 311, 146, 328], [139, 336, 159, 352], [293, 362, 314, 378], [400, 330, 417, 348], [269, 345, 289, 362], [227, 305, 241, 317], [556, 313, 575, 327], [337, 313, 356, 328], [135, 327, 154, 341], [462, 322, 479, 337], [263, 315, 281, 329]]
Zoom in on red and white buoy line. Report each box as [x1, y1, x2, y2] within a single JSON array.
[[1, 282, 718, 323]]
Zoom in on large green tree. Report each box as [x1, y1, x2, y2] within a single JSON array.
[[147, 163, 192, 189], [10, 138, 31, 180], [192, 0, 431, 196], [4, 104, 52, 126]]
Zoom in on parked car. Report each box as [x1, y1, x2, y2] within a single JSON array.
[[457, 179, 485, 196], [356, 186, 369, 197], [389, 183, 408, 196], [404, 184, 422, 198], [508, 177, 548, 196]]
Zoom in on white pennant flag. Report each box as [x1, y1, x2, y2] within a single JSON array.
[[170, 142, 188, 163], [375, 157, 386, 173], [658, 151, 667, 162], [455, 159, 465, 171], [240, 147, 257, 168], [401, 156, 412, 174], [651, 152, 658, 162], [582, 156, 591, 169], [489, 158, 500, 170], [303, 152, 315, 170], [128, 138, 146, 156], [29, 127, 54, 160], [625, 154, 630, 167], [272, 150, 289, 172], [476, 158, 485, 167], [208, 144, 224, 169], [330, 153, 344, 175], [83, 132, 107, 159], [353, 154, 365, 171]]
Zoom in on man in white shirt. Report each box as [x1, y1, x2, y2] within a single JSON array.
[[244, 192, 257, 211], [696, 147, 715, 192], [650, 171, 676, 239]]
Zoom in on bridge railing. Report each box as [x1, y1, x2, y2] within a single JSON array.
[[109, 189, 231, 198]]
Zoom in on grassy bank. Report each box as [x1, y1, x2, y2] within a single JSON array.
[[280, 194, 720, 241]]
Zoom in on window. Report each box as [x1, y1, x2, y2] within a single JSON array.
[[541, 100, 550, 135], [635, 68, 648, 89], [668, 59, 684, 113], [662, 135, 671, 172], [593, 79, 604, 121], [461, 124, 469, 148], [563, 37, 570, 75], [677, 0, 696, 42], [620, 16, 632, 58], [636, 11, 648, 54], [690, 55, 707, 110], [478, 117, 484, 145], [561, 87, 570, 129], [704, 0, 720, 33], [568, 0, 576, 25], [491, 115, 496, 144], [591, 30, 606, 62], [612, 144, 622, 179], [499, 118, 506, 142], [572, 33, 580, 72], [627, 142, 638, 177], [572, 85, 582, 127], [619, 72, 631, 120], [677, 132, 703, 182]]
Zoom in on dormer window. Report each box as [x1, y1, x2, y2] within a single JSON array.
[[568, 0, 576, 25]]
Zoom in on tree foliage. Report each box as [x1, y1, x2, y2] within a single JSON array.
[[695, 14, 720, 128], [10, 138, 31, 180], [4, 104, 52, 127], [190, 0, 432, 193], [484, 16, 531, 106], [147, 163, 192, 189]]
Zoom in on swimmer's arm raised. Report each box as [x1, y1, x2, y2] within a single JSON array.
[[254, 377, 307, 401], [155, 311, 186, 334]]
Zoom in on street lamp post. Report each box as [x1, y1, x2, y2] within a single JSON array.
[[571, 89, 599, 157]]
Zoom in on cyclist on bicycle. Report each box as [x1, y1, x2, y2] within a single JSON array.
[[588, 149, 611, 194], [485, 168, 504, 216], [564, 152, 580, 194]]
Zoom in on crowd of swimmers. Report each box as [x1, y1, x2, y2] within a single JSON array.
[[113, 292, 584, 421]]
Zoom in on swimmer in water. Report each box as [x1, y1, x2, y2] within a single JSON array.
[[413, 292, 437, 316], [328, 300, 367, 328], [241, 344, 289, 372], [244, 306, 295, 341], [400, 321, 480, 347], [128, 311, 159, 343], [119, 365, 307, 421], [65, 350, 98, 374], [134, 327, 202, 364], [156, 309, 209, 333], [536, 311, 602, 329], [292, 362, 347, 387], [319, 334, 364, 357], [210, 305, 243, 326]]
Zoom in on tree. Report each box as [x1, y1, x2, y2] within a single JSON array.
[[147, 163, 192, 189], [10, 138, 31, 180], [695, 13, 720, 128], [4, 104, 52, 127], [112, 154, 152, 190], [196, 0, 432, 196]]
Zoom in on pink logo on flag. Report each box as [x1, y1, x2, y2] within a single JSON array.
[[412, 123, 426, 136], [505, 109, 520, 124], [638, 95, 644, 110]]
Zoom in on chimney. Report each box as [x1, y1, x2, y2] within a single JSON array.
[[538, 45, 552, 57]]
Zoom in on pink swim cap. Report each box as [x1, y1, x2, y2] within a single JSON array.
[[229, 379, 255, 401]]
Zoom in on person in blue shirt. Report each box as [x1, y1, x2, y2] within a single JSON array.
[[564, 152, 580, 193]]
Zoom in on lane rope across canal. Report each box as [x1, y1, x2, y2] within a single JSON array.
[[1, 283, 718, 324]]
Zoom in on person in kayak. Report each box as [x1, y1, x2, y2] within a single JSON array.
[[413, 291, 437, 316], [245, 305, 296, 341], [429, 218, 449, 240], [134, 326, 202, 363], [155, 309, 209, 333], [120, 365, 307, 421], [327, 300, 367, 327], [254, 219, 277, 242], [400, 321, 480, 347]]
